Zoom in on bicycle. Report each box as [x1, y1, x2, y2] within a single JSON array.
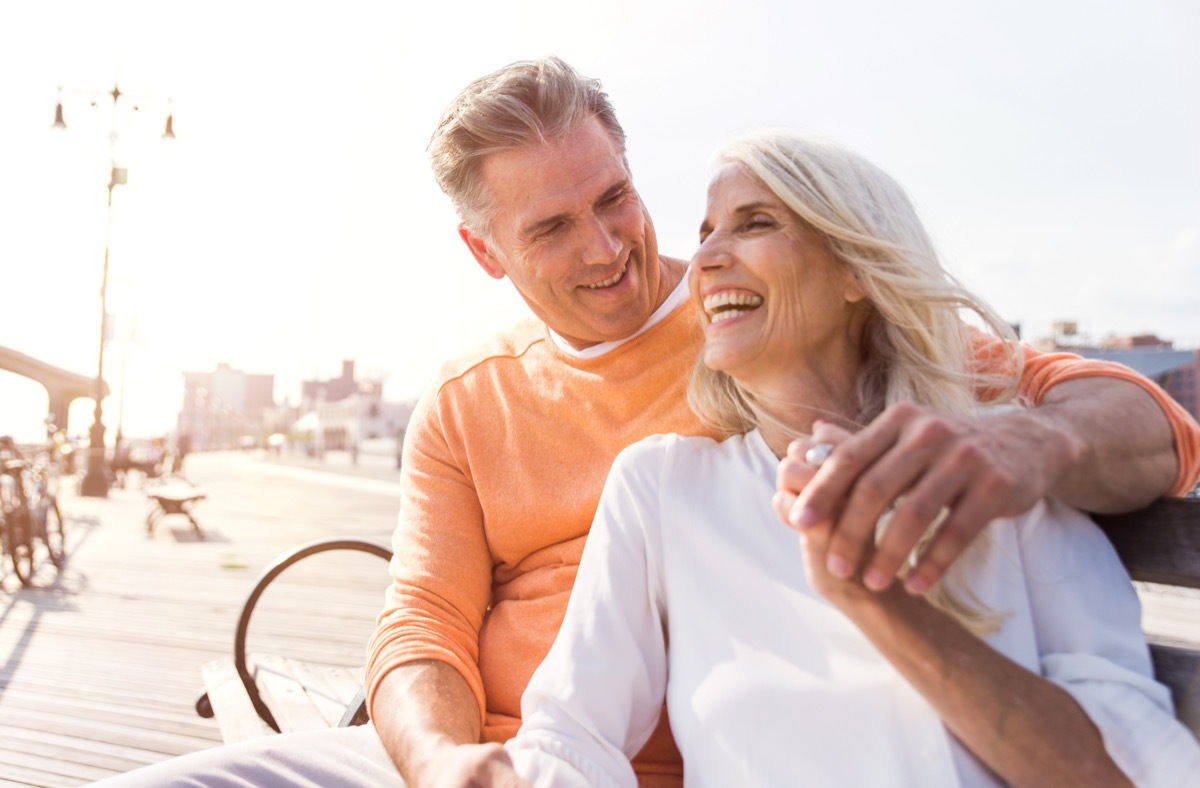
[[1, 450, 35, 586], [28, 453, 65, 569], [0, 438, 65, 586]]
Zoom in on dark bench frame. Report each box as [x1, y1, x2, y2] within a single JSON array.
[[197, 499, 1200, 742], [1094, 497, 1200, 733]]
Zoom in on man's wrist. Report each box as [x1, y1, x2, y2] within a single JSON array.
[[1019, 403, 1090, 500]]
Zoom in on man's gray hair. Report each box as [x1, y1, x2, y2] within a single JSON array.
[[428, 56, 627, 237]]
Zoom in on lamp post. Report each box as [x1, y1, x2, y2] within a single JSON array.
[[54, 82, 175, 498]]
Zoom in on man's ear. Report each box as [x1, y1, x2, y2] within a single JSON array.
[[459, 225, 507, 280]]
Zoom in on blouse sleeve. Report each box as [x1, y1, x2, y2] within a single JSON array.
[[506, 443, 671, 788], [1018, 499, 1200, 786]]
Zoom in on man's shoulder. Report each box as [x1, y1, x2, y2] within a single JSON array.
[[433, 316, 549, 385]]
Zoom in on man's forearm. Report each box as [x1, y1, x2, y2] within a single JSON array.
[[1034, 377, 1177, 512], [372, 659, 482, 782]]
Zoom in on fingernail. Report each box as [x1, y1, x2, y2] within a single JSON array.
[[863, 568, 889, 591], [790, 506, 820, 529], [827, 554, 853, 579], [904, 575, 930, 595]]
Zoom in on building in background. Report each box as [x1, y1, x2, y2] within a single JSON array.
[[1033, 327, 1200, 421], [179, 363, 275, 450], [179, 358, 416, 459], [292, 360, 414, 461]]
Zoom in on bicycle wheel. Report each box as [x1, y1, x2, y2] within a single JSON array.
[[2, 498, 33, 586], [37, 498, 65, 569]]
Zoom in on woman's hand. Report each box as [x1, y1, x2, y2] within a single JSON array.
[[774, 423, 867, 602]]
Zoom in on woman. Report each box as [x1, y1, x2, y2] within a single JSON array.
[[503, 133, 1199, 786]]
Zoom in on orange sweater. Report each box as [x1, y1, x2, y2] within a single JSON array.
[[365, 298, 1200, 785]]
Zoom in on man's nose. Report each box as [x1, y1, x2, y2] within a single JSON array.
[[579, 215, 622, 266]]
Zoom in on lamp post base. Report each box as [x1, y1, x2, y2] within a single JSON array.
[[80, 421, 110, 498]]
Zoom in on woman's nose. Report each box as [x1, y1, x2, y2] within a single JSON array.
[[693, 233, 732, 271]]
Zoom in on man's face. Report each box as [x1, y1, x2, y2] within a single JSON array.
[[461, 117, 664, 350]]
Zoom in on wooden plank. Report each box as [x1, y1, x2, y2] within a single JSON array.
[[281, 657, 355, 727], [0, 723, 164, 772], [200, 659, 274, 744], [252, 654, 332, 733], [1095, 498, 1200, 589], [0, 744, 114, 783], [319, 664, 365, 708]]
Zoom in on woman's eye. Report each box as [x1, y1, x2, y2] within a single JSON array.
[[742, 216, 775, 232]]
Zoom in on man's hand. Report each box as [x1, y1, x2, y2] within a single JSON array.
[[407, 742, 530, 788], [774, 403, 1081, 595]]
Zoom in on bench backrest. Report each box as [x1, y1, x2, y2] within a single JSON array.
[[1094, 497, 1200, 737]]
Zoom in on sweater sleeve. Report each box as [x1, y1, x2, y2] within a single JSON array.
[[1017, 499, 1200, 786], [506, 442, 670, 788], [364, 383, 494, 726], [972, 331, 1200, 496]]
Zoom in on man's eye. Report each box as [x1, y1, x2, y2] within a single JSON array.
[[601, 190, 627, 208], [535, 223, 565, 241]]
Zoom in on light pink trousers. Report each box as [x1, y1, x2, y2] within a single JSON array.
[[90, 724, 404, 787]]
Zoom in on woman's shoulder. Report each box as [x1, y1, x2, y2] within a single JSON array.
[[1002, 498, 1129, 582], [614, 431, 765, 473]]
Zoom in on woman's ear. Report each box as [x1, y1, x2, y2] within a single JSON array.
[[459, 225, 507, 280], [842, 270, 867, 304]]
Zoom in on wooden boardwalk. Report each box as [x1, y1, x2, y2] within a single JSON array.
[[0, 451, 400, 786]]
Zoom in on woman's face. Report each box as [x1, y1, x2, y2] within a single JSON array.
[[691, 165, 865, 386]]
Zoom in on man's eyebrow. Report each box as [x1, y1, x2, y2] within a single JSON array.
[[519, 179, 631, 240], [521, 211, 571, 240]]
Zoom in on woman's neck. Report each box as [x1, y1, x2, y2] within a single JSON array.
[[747, 368, 861, 459]]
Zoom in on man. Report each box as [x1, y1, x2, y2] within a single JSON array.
[[103, 56, 1198, 787]]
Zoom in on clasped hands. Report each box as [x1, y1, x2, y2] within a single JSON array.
[[773, 402, 1073, 597]]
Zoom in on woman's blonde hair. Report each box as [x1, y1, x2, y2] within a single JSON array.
[[688, 132, 1022, 634]]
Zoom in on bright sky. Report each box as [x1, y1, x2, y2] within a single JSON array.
[[1, 0, 1197, 443]]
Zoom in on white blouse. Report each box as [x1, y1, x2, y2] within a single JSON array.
[[506, 431, 1199, 787]]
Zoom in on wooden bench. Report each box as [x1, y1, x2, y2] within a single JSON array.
[[1094, 497, 1200, 735], [196, 501, 1200, 742], [195, 538, 391, 740], [144, 476, 207, 538]]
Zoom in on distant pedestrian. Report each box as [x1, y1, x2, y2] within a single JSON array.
[[175, 432, 192, 474]]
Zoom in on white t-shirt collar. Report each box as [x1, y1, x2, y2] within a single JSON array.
[[549, 268, 692, 360]]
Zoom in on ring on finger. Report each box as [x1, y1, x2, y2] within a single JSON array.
[[804, 443, 834, 469]]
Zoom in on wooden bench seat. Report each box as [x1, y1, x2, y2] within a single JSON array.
[[195, 537, 390, 741], [144, 478, 207, 537], [198, 655, 364, 743]]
